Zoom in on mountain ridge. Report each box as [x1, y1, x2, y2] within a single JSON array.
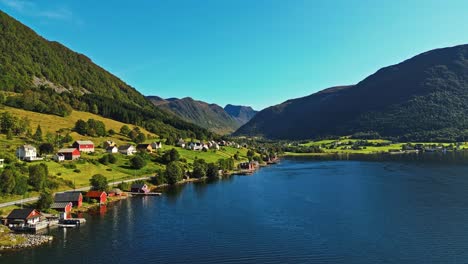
[[147, 96, 257, 134], [235, 44, 468, 141]]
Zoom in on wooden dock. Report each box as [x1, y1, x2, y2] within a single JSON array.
[[129, 192, 162, 196]]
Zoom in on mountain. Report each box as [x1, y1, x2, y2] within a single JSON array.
[[235, 44, 468, 141], [224, 104, 257, 125], [0, 10, 212, 140], [147, 96, 256, 134]]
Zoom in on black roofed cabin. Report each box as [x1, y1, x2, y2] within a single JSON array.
[[5, 208, 41, 226]]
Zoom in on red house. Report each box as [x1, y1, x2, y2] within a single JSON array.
[[72, 140, 95, 153], [239, 162, 255, 170], [55, 192, 83, 208], [50, 202, 73, 213], [86, 191, 107, 205], [57, 148, 81, 160]]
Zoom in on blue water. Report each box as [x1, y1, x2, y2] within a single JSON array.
[[3, 159, 468, 263]]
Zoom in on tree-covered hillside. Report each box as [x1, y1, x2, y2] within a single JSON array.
[[235, 44, 468, 142], [0, 10, 214, 141]]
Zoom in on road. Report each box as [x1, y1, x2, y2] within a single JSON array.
[[0, 176, 150, 208]]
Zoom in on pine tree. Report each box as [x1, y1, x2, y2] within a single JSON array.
[[33, 125, 43, 141]]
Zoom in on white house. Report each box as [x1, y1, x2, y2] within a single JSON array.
[[106, 146, 118, 154], [118, 145, 136, 155], [176, 139, 186, 148], [16, 145, 39, 161], [53, 153, 65, 162], [151, 142, 163, 150], [187, 142, 203, 151]]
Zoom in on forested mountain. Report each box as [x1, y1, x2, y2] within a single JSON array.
[[147, 96, 255, 134], [224, 104, 257, 125], [235, 44, 468, 141], [0, 10, 213, 140]]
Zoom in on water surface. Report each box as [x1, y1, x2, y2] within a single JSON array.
[[3, 159, 468, 263]]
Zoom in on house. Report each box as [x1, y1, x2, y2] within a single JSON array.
[[187, 142, 203, 151], [118, 145, 136, 155], [57, 148, 81, 160], [0, 158, 4, 168], [211, 142, 220, 150], [239, 162, 255, 170], [106, 146, 118, 154], [108, 188, 123, 197], [137, 144, 153, 153], [54, 192, 83, 208], [53, 153, 65, 162], [176, 138, 186, 148], [16, 145, 39, 161], [50, 202, 72, 213], [72, 140, 95, 153], [86, 191, 107, 205], [102, 140, 116, 149], [130, 183, 149, 193], [151, 142, 163, 150], [5, 208, 41, 226]]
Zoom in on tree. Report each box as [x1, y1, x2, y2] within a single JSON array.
[[131, 155, 146, 169], [90, 174, 108, 191], [134, 132, 146, 144], [247, 149, 255, 161], [33, 125, 43, 141], [37, 191, 53, 210], [206, 163, 219, 180], [192, 158, 207, 178], [107, 153, 117, 164], [39, 143, 54, 155], [165, 161, 184, 185], [28, 163, 48, 191], [0, 168, 16, 194], [162, 148, 180, 164], [13, 175, 28, 195], [75, 119, 88, 135], [91, 103, 99, 114], [120, 125, 131, 135]]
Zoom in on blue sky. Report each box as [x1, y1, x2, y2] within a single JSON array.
[[1, 0, 468, 110]]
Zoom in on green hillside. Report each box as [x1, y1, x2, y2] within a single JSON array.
[[235, 44, 468, 142], [0, 10, 212, 141]]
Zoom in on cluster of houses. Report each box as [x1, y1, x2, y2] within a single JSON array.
[[176, 139, 244, 151], [104, 140, 163, 156], [15, 140, 164, 163], [2, 183, 151, 230]]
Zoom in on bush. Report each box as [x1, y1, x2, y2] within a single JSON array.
[[73, 169, 81, 173], [131, 156, 146, 169]]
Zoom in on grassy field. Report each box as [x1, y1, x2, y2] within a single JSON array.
[[0, 106, 156, 142], [293, 138, 467, 155]]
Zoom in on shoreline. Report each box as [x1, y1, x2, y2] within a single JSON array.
[[1, 160, 279, 253]]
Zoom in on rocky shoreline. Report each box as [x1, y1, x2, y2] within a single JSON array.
[[1, 233, 53, 251]]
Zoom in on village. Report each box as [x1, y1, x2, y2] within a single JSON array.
[[0, 136, 277, 250]]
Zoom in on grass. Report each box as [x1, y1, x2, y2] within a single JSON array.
[[0, 225, 26, 247], [0, 106, 155, 139]]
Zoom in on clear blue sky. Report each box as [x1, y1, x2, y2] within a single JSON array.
[[1, 0, 468, 110]]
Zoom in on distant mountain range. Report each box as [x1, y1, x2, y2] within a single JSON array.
[[147, 96, 257, 134], [235, 44, 468, 141]]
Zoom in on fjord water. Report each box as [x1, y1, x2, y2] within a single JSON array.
[[4, 159, 468, 263]]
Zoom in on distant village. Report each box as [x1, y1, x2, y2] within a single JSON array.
[[2, 137, 276, 236]]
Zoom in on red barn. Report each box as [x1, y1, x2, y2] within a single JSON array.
[[55, 192, 83, 208], [50, 202, 72, 213], [86, 191, 107, 205], [57, 148, 81, 160], [72, 140, 95, 153]]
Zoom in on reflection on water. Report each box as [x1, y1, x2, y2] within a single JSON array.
[[3, 159, 468, 264]]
